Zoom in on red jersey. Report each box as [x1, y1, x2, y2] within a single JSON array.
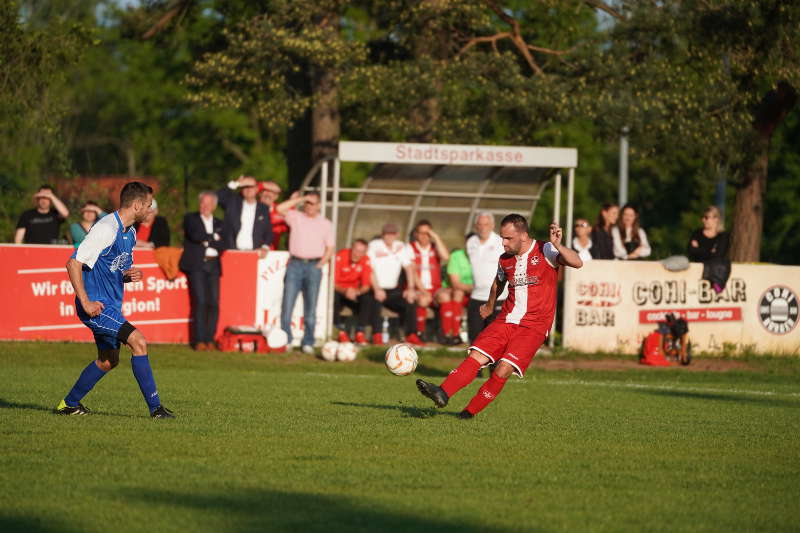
[[495, 240, 560, 330], [334, 248, 372, 289], [269, 204, 288, 250], [409, 241, 442, 291]]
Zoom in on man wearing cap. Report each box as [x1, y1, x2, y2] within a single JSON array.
[[257, 181, 288, 250], [367, 223, 424, 346], [277, 191, 335, 354], [217, 175, 273, 257], [15, 184, 70, 244]]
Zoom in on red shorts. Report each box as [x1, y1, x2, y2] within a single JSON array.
[[468, 320, 547, 378]]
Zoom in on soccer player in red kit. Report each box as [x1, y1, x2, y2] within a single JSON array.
[[416, 213, 583, 418]]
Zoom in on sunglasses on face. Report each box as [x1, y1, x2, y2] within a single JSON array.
[[574, 222, 589, 228]]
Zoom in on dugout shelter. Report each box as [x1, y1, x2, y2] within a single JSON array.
[[301, 141, 579, 342]]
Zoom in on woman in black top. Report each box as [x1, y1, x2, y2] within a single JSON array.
[[590, 203, 619, 259], [688, 206, 729, 262], [688, 205, 730, 293]]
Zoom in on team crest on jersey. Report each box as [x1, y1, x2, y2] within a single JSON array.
[[531, 255, 540, 265], [110, 252, 131, 272]]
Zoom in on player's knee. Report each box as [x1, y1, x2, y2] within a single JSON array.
[[127, 333, 147, 355], [494, 364, 514, 379], [96, 359, 115, 372]]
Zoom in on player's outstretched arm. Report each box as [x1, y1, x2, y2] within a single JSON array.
[[549, 222, 583, 269], [66, 258, 104, 317]]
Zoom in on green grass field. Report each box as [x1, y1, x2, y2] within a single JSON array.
[[2, 342, 799, 532]]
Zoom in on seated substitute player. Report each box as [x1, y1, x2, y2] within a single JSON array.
[[55, 181, 174, 418], [416, 214, 582, 418], [406, 220, 450, 340], [334, 238, 373, 344]]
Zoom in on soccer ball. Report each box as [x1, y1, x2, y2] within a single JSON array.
[[266, 328, 288, 350], [321, 341, 339, 362], [336, 342, 357, 362], [385, 343, 418, 376]]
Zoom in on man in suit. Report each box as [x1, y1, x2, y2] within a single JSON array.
[[179, 191, 226, 351], [217, 175, 272, 257]]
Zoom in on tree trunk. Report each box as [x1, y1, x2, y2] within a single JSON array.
[[730, 81, 797, 262], [311, 66, 339, 164]]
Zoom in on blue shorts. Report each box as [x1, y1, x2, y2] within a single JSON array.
[[76, 302, 132, 351]]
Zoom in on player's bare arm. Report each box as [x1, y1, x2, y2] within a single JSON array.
[[479, 278, 500, 319], [549, 222, 583, 268], [66, 258, 104, 317]]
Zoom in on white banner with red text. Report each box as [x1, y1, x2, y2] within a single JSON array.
[[563, 259, 800, 355]]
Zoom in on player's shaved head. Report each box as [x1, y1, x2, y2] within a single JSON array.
[[500, 214, 528, 235], [120, 181, 154, 208]]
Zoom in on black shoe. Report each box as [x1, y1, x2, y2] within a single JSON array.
[[458, 410, 474, 419], [416, 379, 449, 408], [447, 336, 463, 346], [151, 405, 175, 419], [55, 400, 90, 416]]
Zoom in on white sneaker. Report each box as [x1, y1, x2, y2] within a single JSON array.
[[301, 345, 315, 355]]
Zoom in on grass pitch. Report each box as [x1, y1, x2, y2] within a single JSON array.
[[2, 342, 799, 532]]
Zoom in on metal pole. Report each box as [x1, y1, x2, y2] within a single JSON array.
[[619, 126, 629, 206], [326, 159, 341, 342], [550, 172, 562, 349], [566, 167, 575, 246]]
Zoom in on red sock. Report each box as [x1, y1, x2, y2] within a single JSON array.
[[441, 357, 481, 398], [440, 301, 453, 336], [451, 301, 463, 336], [416, 307, 427, 334], [464, 373, 508, 416]]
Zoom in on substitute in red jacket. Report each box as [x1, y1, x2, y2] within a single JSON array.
[[334, 239, 373, 344]]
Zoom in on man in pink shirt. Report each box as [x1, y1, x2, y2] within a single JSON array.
[[277, 191, 334, 353]]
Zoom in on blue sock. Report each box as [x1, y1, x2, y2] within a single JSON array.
[[64, 361, 107, 407], [131, 355, 160, 412]]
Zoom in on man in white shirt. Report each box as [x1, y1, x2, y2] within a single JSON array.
[[179, 191, 226, 350], [367, 223, 424, 346], [217, 175, 272, 257], [465, 212, 507, 343]]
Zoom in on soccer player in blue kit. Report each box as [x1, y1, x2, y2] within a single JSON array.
[[55, 181, 174, 418]]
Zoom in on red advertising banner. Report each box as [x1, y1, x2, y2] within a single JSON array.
[[639, 307, 742, 324]]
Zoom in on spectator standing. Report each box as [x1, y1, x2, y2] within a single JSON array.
[[571, 218, 593, 262], [406, 220, 450, 340], [334, 239, 373, 345], [179, 192, 226, 351], [70, 201, 106, 248], [442, 236, 474, 345], [590, 203, 619, 260], [134, 199, 171, 249], [258, 181, 288, 250], [217, 175, 272, 257], [367, 223, 422, 346], [277, 192, 334, 353], [465, 212, 506, 343], [612, 204, 651, 260], [15, 184, 70, 244], [688, 205, 731, 292]]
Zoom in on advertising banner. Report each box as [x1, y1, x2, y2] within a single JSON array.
[[0, 246, 330, 345], [563, 260, 800, 355]]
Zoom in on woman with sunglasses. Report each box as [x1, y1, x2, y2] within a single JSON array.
[[572, 218, 593, 262]]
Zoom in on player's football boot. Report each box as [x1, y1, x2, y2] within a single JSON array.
[[150, 405, 175, 419], [353, 331, 367, 345], [337, 331, 350, 343], [457, 410, 474, 420], [415, 379, 449, 408], [55, 399, 90, 416], [405, 333, 425, 347]]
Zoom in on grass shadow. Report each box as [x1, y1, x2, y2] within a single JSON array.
[[331, 400, 459, 419], [0, 514, 81, 533], [624, 388, 800, 408], [0, 398, 138, 418], [363, 352, 450, 378], [118, 487, 514, 532]]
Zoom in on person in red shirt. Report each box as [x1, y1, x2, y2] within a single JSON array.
[[416, 214, 583, 418], [406, 220, 451, 341], [258, 181, 288, 250], [334, 239, 373, 344]]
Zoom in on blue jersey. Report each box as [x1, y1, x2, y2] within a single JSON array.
[[72, 211, 136, 312]]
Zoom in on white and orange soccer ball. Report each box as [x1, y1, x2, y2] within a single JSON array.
[[385, 343, 418, 376], [336, 342, 357, 362], [321, 341, 339, 362]]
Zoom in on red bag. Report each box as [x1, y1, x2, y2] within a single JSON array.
[[640, 331, 670, 366]]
